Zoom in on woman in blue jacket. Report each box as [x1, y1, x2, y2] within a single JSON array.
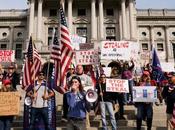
[[66, 76, 91, 130]]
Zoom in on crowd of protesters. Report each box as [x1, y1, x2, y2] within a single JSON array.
[[1, 60, 175, 130]]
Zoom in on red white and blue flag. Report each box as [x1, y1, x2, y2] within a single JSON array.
[[22, 36, 42, 90]]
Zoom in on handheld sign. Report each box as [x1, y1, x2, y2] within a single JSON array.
[[106, 78, 129, 93], [132, 86, 157, 102]]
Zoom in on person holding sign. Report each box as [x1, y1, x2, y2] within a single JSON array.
[[96, 74, 117, 130], [0, 79, 16, 130], [26, 71, 55, 130], [135, 71, 154, 130]]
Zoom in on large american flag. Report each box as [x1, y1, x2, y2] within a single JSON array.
[[59, 6, 73, 92], [50, 30, 61, 91], [22, 37, 42, 90]]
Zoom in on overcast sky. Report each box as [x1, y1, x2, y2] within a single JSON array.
[[0, 0, 175, 9]]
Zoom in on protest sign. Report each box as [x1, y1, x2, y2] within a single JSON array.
[[0, 50, 15, 62], [106, 78, 129, 93], [71, 34, 86, 50], [0, 92, 20, 116], [132, 86, 157, 102], [101, 41, 140, 61], [75, 50, 99, 65], [102, 67, 111, 77]]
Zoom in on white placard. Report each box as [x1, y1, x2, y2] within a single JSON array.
[[161, 62, 175, 72], [101, 41, 140, 61], [102, 67, 111, 77], [0, 50, 15, 62], [71, 34, 86, 50], [106, 78, 129, 93], [75, 50, 99, 65], [133, 86, 157, 102]]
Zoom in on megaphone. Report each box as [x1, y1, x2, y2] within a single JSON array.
[[86, 89, 98, 103], [24, 96, 32, 106]]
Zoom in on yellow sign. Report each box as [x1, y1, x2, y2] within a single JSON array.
[[0, 92, 20, 116]]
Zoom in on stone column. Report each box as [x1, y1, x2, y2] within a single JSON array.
[[37, 0, 43, 41], [129, 0, 135, 40], [9, 26, 14, 49], [91, 0, 96, 41], [99, 0, 104, 40], [150, 26, 154, 48], [121, 0, 127, 40], [165, 26, 172, 61], [28, 0, 35, 38], [68, 0, 73, 34], [62, 0, 65, 11]]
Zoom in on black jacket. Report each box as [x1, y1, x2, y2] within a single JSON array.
[[96, 83, 116, 103], [162, 85, 175, 114]]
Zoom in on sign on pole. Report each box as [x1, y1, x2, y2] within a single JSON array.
[[132, 86, 157, 102], [106, 78, 129, 93]]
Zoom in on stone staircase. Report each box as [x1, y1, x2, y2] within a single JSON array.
[[11, 86, 168, 130]]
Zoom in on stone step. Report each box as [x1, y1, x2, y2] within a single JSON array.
[[11, 126, 168, 130]]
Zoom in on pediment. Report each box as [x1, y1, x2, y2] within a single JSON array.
[[104, 18, 116, 24], [44, 19, 58, 24], [74, 18, 89, 24]]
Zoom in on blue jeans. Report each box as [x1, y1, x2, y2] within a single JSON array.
[[30, 107, 50, 130], [136, 103, 153, 130], [0, 116, 13, 130], [100, 102, 117, 130], [124, 80, 133, 103]]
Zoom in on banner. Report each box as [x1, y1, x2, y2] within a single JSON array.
[[75, 50, 99, 65], [0, 50, 15, 62], [106, 78, 129, 93], [101, 41, 140, 60], [132, 86, 157, 102], [0, 92, 20, 116]]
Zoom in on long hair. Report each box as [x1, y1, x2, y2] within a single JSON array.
[[70, 76, 84, 92]]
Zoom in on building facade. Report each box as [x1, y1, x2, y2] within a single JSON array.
[[0, 0, 175, 67]]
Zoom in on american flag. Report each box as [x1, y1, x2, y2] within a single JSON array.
[[50, 30, 61, 91], [22, 37, 42, 90], [59, 6, 73, 92]]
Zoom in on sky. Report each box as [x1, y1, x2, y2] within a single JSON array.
[[0, 0, 175, 9]]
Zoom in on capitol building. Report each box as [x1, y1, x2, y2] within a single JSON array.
[[0, 0, 175, 68]]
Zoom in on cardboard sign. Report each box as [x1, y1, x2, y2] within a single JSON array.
[[133, 86, 157, 102], [106, 78, 129, 93], [0, 92, 20, 116], [75, 50, 99, 65], [0, 50, 15, 62], [79, 43, 94, 50]]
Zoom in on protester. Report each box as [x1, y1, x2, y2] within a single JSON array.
[[135, 71, 154, 130], [162, 76, 175, 126], [96, 74, 117, 130], [3, 64, 20, 90], [0, 79, 16, 130], [26, 71, 55, 130], [66, 76, 91, 130], [121, 60, 135, 104]]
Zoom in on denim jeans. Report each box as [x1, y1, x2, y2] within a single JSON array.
[[67, 119, 86, 130], [29, 107, 50, 130], [100, 102, 117, 130], [0, 116, 13, 130], [124, 80, 133, 103], [136, 103, 153, 130]]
